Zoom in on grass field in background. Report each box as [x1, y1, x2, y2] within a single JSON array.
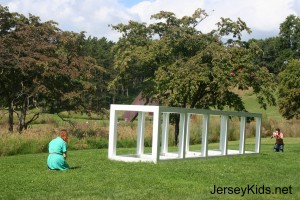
[[242, 94, 281, 119], [0, 137, 299, 200]]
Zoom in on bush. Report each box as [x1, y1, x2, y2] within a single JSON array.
[[87, 138, 108, 149]]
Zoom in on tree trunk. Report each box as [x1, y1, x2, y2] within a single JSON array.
[[18, 96, 29, 132], [8, 100, 14, 132], [174, 115, 180, 145]]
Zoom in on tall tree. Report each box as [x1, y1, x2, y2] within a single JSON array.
[[0, 6, 103, 132], [276, 15, 300, 72], [0, 6, 61, 132], [277, 59, 300, 119], [279, 15, 300, 54], [44, 31, 105, 117], [110, 20, 153, 102], [83, 36, 115, 108], [249, 37, 282, 74], [248, 15, 300, 76], [0, 6, 19, 131], [111, 8, 276, 144]]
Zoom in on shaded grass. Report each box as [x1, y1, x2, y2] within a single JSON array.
[[0, 137, 299, 200]]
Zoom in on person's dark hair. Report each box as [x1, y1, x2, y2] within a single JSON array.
[[275, 128, 280, 132]]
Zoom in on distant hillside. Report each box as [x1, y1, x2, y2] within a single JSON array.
[[239, 89, 281, 119]]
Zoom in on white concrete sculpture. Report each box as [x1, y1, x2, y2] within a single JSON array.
[[108, 104, 262, 163]]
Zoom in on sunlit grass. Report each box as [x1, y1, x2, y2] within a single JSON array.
[[0, 138, 299, 200]]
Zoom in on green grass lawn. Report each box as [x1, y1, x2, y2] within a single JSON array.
[[243, 96, 279, 118], [0, 137, 299, 200]]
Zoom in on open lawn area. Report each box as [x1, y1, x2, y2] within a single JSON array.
[[0, 137, 299, 200]]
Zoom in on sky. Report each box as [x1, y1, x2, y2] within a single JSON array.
[[0, 0, 299, 42]]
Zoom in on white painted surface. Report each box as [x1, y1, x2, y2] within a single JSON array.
[[108, 104, 262, 163]]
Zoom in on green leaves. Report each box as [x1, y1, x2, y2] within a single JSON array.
[[111, 8, 276, 113], [216, 17, 252, 41], [279, 15, 300, 51], [277, 59, 300, 119], [0, 6, 107, 132]]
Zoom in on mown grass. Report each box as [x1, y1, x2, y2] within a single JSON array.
[[0, 137, 299, 200]]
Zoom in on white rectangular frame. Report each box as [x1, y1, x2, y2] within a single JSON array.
[[108, 104, 262, 163]]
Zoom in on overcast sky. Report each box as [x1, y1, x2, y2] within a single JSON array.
[[1, 0, 299, 42]]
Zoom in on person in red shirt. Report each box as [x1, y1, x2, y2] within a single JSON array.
[[271, 128, 284, 152]]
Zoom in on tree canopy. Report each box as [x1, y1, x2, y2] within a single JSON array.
[[277, 59, 300, 119], [111, 8, 276, 143], [1, 5, 299, 134], [111, 8, 276, 110], [0, 6, 106, 132]]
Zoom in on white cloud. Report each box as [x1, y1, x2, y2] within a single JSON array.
[[0, 0, 299, 41], [130, 0, 205, 22], [3, 0, 136, 40], [212, 0, 295, 31], [198, 0, 297, 39]]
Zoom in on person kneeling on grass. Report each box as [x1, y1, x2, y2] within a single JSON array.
[[47, 129, 70, 170], [271, 128, 284, 152]]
